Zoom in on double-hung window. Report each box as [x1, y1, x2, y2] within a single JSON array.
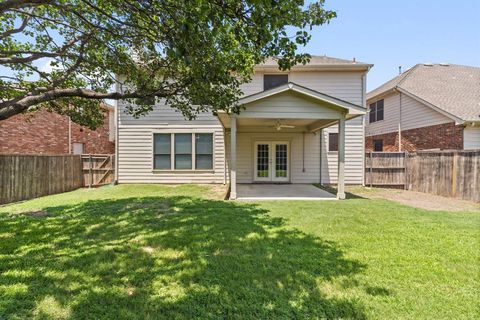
[[153, 133, 213, 170], [369, 99, 384, 123], [195, 133, 214, 169], [174, 133, 192, 169]]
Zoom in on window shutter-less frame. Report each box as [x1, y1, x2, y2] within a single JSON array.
[[263, 74, 288, 91]]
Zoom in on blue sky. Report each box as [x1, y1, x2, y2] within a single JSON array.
[[300, 0, 480, 90], [3, 1, 479, 94]]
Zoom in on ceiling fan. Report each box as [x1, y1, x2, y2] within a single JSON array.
[[271, 119, 295, 131]]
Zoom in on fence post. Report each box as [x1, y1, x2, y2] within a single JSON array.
[[369, 151, 373, 188], [89, 154, 93, 188], [452, 151, 458, 197], [404, 151, 408, 190]]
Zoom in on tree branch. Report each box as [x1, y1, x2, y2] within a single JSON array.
[[0, 10, 32, 39], [0, 86, 177, 120], [0, 0, 53, 14]]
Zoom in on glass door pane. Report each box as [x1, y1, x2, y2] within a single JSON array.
[[275, 144, 288, 178], [256, 144, 270, 178]]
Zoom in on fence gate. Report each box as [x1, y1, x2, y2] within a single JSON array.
[[81, 154, 115, 187]]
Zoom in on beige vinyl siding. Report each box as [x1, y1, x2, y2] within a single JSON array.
[[464, 127, 480, 150], [233, 118, 364, 185], [239, 91, 343, 120], [400, 94, 452, 130], [235, 130, 320, 184], [240, 71, 363, 105], [322, 117, 364, 184], [118, 125, 226, 183], [366, 92, 452, 136], [117, 100, 227, 183], [119, 103, 220, 126]]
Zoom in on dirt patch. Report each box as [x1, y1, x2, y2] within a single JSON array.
[[350, 187, 480, 212], [204, 184, 229, 199], [25, 210, 49, 218]]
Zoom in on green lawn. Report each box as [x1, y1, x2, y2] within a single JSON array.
[[0, 185, 478, 319]]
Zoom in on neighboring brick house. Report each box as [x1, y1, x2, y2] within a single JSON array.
[[366, 63, 480, 151], [0, 104, 115, 154]]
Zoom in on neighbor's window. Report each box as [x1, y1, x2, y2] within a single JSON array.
[[369, 99, 384, 123], [264, 74, 288, 91], [328, 133, 339, 152], [154, 134, 171, 169], [195, 133, 214, 169], [153, 133, 214, 170], [373, 139, 383, 152]]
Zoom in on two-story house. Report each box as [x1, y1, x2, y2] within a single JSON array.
[[115, 56, 372, 199], [366, 63, 480, 151]]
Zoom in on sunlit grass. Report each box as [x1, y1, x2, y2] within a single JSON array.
[[0, 184, 478, 319]]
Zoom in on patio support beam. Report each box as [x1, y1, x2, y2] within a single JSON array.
[[337, 114, 346, 199], [230, 115, 237, 199]]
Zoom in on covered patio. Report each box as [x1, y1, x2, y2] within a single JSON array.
[[218, 82, 366, 200]]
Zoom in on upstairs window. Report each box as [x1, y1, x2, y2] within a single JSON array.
[[369, 99, 384, 123], [263, 74, 288, 91]]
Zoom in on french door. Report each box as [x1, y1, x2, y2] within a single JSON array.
[[254, 141, 289, 182]]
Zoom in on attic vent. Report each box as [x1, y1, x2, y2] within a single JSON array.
[[423, 63, 434, 66], [439, 63, 450, 66]]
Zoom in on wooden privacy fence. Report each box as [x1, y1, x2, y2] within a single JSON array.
[[0, 154, 83, 205], [365, 150, 480, 202], [81, 154, 115, 187]]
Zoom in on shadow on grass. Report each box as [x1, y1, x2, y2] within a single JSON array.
[[0, 196, 369, 319], [314, 184, 366, 200]]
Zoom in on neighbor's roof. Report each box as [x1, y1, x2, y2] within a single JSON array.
[[258, 55, 372, 70], [367, 63, 480, 122]]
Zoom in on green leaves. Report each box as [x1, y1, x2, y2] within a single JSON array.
[[0, 0, 336, 128]]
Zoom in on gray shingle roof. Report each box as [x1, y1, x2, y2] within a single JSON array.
[[368, 64, 480, 121], [260, 55, 372, 67]]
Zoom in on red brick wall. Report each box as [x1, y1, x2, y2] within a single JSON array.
[[366, 122, 464, 152], [0, 109, 114, 155]]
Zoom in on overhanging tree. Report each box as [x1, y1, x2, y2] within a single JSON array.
[[0, 0, 336, 128]]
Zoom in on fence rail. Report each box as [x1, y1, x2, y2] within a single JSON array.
[[365, 150, 480, 202], [0, 154, 84, 205]]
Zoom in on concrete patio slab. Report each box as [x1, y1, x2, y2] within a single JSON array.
[[236, 184, 336, 200]]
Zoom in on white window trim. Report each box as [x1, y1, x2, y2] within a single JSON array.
[[151, 130, 215, 173]]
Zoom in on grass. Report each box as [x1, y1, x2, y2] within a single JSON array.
[[0, 184, 478, 319]]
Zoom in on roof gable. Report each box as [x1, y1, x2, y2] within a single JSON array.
[[239, 82, 366, 115], [368, 64, 480, 121]]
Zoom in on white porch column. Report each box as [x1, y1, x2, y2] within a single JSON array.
[[230, 115, 237, 199], [337, 114, 346, 199]]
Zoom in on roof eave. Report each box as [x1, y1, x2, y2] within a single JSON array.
[[255, 64, 373, 72]]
